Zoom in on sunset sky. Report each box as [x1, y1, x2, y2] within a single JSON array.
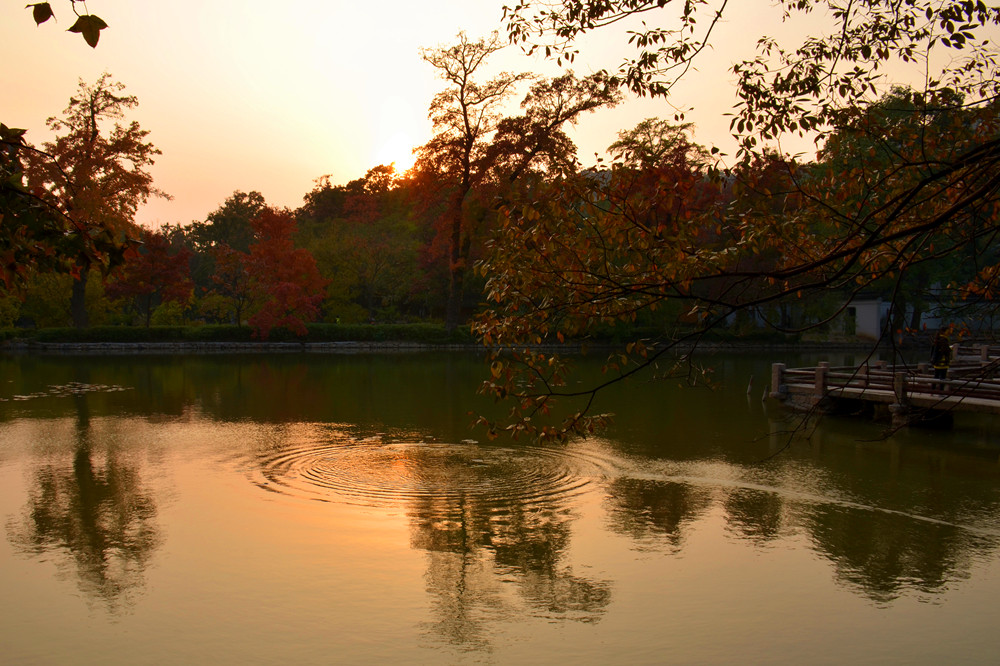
[[3, 1, 817, 227]]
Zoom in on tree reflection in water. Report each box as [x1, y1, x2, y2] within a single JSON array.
[[401, 445, 612, 651], [5, 352, 1000, 639], [602, 461, 1000, 606], [801, 501, 996, 605], [722, 486, 787, 544], [410, 493, 611, 651], [6, 395, 161, 614], [604, 478, 714, 552]]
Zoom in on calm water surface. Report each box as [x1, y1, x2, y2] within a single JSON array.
[[2, 351, 1000, 665]]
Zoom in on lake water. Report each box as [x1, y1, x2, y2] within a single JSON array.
[[2, 350, 1000, 665]]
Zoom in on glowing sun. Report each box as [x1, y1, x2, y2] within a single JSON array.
[[374, 132, 418, 173]]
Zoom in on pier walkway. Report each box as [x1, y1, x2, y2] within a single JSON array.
[[770, 345, 1000, 426]]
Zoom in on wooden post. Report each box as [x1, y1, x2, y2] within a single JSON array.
[[893, 371, 908, 405], [982, 344, 990, 363], [770, 363, 785, 400]]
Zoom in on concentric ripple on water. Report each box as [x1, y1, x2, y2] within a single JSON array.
[[247, 433, 617, 509]]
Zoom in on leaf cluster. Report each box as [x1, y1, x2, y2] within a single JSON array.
[[27, 2, 108, 47]]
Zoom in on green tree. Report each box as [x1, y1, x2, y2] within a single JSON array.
[[608, 118, 710, 169], [815, 87, 981, 338], [208, 244, 255, 325], [189, 190, 266, 254], [297, 168, 425, 322]]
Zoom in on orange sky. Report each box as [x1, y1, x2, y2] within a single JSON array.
[[4, 1, 834, 227]]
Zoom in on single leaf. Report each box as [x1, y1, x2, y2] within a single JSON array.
[[68, 15, 108, 48], [29, 2, 53, 25]]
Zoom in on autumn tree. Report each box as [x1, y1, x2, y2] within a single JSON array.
[[417, 32, 618, 330], [417, 32, 533, 330], [246, 208, 327, 339], [22, 73, 167, 328], [474, 0, 1000, 438], [1, 125, 110, 291], [475, 121, 731, 437], [105, 227, 193, 327]]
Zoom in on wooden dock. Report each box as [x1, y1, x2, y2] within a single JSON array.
[[770, 345, 1000, 426]]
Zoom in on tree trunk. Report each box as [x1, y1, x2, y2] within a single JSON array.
[[445, 273, 465, 332], [70, 272, 89, 329], [444, 191, 468, 332]]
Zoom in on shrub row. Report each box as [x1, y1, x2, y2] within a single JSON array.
[[2, 322, 802, 347], [6, 323, 478, 345]]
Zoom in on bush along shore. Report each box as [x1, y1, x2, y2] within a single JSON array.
[[0, 323, 478, 352], [0, 322, 883, 355]]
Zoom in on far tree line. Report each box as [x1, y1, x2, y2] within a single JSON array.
[[2, 67, 997, 343]]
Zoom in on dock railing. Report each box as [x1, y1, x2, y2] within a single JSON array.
[[770, 344, 1000, 425]]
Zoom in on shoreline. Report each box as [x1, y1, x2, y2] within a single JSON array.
[[0, 339, 884, 355]]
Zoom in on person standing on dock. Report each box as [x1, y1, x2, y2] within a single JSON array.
[[931, 332, 952, 391]]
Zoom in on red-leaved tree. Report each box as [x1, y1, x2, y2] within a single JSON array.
[[246, 208, 327, 339], [105, 227, 192, 327]]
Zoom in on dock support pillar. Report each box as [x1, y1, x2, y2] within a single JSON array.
[[813, 362, 829, 406], [891, 371, 910, 427]]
